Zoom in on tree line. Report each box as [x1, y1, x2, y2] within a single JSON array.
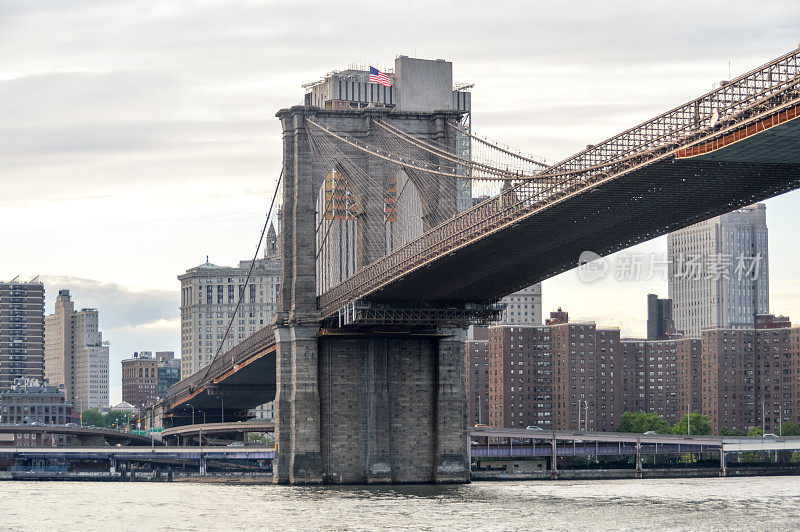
[[617, 411, 800, 436], [80, 409, 137, 429]]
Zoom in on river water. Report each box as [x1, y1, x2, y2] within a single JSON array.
[[2, 476, 800, 530]]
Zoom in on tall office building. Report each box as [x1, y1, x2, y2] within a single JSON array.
[[178, 226, 281, 379], [668, 204, 769, 338], [0, 280, 45, 388], [44, 290, 109, 411], [646, 294, 675, 340]]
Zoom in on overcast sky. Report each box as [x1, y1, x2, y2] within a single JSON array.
[[2, 1, 800, 404]]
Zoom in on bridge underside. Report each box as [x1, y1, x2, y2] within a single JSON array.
[[164, 353, 276, 427], [367, 132, 800, 305]]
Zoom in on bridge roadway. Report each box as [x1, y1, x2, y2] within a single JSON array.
[[155, 47, 800, 427], [0, 424, 164, 446], [153, 327, 276, 427]]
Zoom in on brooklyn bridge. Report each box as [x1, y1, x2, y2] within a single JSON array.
[[148, 47, 800, 484]]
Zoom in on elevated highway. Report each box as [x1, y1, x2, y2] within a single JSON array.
[[161, 421, 274, 446], [0, 424, 164, 446]]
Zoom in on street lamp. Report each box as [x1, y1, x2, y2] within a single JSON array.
[[198, 410, 207, 424], [187, 404, 195, 425], [584, 401, 589, 431], [221, 398, 224, 423]]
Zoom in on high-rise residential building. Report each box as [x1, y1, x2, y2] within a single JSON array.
[[646, 294, 676, 340], [465, 326, 490, 426], [701, 328, 757, 433], [0, 279, 45, 388], [474, 306, 800, 435], [619, 337, 702, 425], [486, 324, 555, 430], [669, 203, 769, 338], [178, 225, 280, 379], [700, 315, 800, 434], [473, 310, 707, 432], [155, 351, 180, 399], [483, 320, 622, 432], [44, 290, 109, 411]]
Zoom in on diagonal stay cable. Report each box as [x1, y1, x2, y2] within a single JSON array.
[[199, 169, 284, 386]]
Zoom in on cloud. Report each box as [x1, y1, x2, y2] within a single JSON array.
[[39, 275, 180, 405], [41, 275, 177, 328]]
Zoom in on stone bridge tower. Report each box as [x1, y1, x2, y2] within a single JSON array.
[[272, 105, 470, 484]]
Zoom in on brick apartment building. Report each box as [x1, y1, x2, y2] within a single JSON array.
[[469, 310, 800, 435], [465, 327, 490, 426], [701, 317, 800, 434], [479, 322, 622, 432]]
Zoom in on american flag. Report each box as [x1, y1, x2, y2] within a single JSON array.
[[369, 66, 392, 87]]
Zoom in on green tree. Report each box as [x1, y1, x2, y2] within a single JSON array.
[[105, 410, 135, 429], [617, 411, 671, 434], [80, 409, 105, 427], [747, 426, 763, 436], [780, 421, 800, 436], [247, 433, 274, 446], [672, 412, 712, 435]]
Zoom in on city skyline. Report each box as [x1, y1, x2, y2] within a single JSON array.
[[4, 2, 800, 404]]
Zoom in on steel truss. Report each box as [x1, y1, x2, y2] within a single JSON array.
[[332, 300, 503, 328]]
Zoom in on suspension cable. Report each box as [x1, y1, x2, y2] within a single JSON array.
[[446, 121, 549, 167], [306, 117, 528, 182], [199, 169, 283, 385], [374, 119, 531, 179]]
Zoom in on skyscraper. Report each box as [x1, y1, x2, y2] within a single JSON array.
[[668, 204, 769, 338], [178, 225, 281, 379], [44, 290, 109, 411], [0, 279, 45, 388], [646, 293, 675, 340]]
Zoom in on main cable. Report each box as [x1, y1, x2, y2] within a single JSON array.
[[199, 169, 284, 385]]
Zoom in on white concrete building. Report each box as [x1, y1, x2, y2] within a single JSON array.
[[668, 203, 769, 338], [496, 284, 543, 326], [178, 225, 281, 379], [44, 290, 109, 411]]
